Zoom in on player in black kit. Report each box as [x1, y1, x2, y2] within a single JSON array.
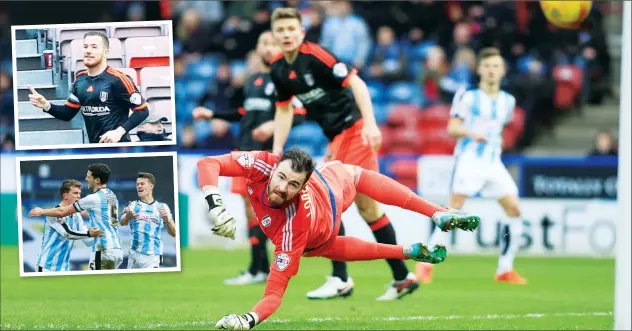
[[193, 31, 304, 285], [268, 7, 419, 301], [28, 31, 149, 144]]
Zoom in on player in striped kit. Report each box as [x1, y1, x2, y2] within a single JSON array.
[[418, 47, 527, 285], [34, 179, 103, 272], [120, 172, 176, 269], [30, 163, 124, 270]]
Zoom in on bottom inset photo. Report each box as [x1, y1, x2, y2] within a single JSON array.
[[17, 152, 180, 276]]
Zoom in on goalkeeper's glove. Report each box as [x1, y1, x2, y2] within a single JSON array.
[[204, 188, 236, 240], [215, 312, 259, 330]]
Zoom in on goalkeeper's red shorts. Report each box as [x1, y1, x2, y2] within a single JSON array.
[[324, 118, 379, 172]]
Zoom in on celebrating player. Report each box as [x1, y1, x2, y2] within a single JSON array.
[[266, 7, 417, 301], [27, 31, 149, 144], [29, 163, 124, 270], [418, 47, 527, 285], [120, 172, 176, 269], [33, 179, 103, 272], [193, 31, 305, 285], [197, 148, 480, 329]]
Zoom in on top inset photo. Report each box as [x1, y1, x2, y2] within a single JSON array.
[[11, 20, 176, 150]]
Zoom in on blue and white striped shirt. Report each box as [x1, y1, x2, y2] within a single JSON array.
[[450, 87, 516, 162], [126, 200, 173, 256], [36, 206, 92, 271], [73, 188, 123, 252]]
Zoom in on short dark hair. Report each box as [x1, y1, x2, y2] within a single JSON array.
[[83, 31, 109, 49], [271, 7, 302, 25], [137, 172, 156, 185], [60, 179, 82, 198], [278, 148, 316, 185], [477, 47, 502, 65], [88, 163, 111, 184]]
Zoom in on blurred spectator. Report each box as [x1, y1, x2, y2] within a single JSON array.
[[368, 26, 407, 83], [589, 130, 618, 156], [177, 8, 215, 55], [136, 115, 171, 142], [172, 0, 224, 26], [1, 133, 15, 152], [421, 46, 450, 104], [320, 0, 372, 70], [439, 47, 476, 96]]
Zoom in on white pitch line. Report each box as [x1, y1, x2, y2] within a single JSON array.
[[1, 312, 613, 330]]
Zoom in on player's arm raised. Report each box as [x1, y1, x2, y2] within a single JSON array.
[[28, 204, 76, 218], [100, 73, 149, 143], [447, 89, 487, 143], [28, 84, 81, 121]]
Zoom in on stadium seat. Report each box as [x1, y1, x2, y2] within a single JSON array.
[[552, 65, 583, 110], [373, 102, 389, 125], [111, 67, 139, 87], [365, 81, 387, 103], [185, 58, 217, 80], [124, 36, 171, 68], [57, 26, 108, 65], [387, 104, 421, 128], [419, 127, 455, 155], [389, 159, 418, 189], [69, 38, 123, 74], [140, 66, 172, 100], [507, 106, 526, 137], [384, 128, 422, 154], [418, 103, 451, 130], [185, 80, 208, 101], [148, 99, 173, 122], [111, 23, 164, 39], [387, 81, 424, 104], [230, 60, 247, 77]]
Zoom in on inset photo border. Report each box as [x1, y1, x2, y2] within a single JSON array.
[[11, 20, 177, 150], [17, 151, 181, 277]]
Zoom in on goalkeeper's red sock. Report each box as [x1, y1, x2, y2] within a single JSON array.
[[356, 169, 447, 217], [320, 236, 406, 261]]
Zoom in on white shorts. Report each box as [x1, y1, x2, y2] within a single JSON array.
[[127, 250, 162, 269], [89, 249, 123, 270], [450, 155, 518, 198]]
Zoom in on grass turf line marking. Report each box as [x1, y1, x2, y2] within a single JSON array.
[[1, 312, 613, 329]]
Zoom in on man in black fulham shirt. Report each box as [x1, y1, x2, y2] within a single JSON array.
[[28, 31, 149, 144], [268, 7, 419, 301], [193, 31, 304, 286]]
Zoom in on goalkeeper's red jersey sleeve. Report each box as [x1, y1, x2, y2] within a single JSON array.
[[197, 151, 279, 187], [250, 203, 311, 322]]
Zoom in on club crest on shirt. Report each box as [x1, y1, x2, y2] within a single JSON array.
[[99, 91, 109, 102], [247, 186, 253, 195], [264, 82, 275, 96], [333, 63, 348, 78], [304, 73, 314, 87], [261, 215, 271, 227], [275, 253, 291, 271], [237, 153, 254, 169]]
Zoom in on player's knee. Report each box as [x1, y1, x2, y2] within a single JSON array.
[[355, 197, 382, 221]]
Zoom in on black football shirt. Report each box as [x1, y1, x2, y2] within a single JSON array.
[[269, 42, 362, 141], [64, 66, 148, 143]]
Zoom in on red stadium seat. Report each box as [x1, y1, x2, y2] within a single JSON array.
[[124, 36, 171, 68], [387, 104, 421, 128], [111, 23, 164, 39], [389, 159, 418, 189], [139, 66, 172, 99], [552, 65, 583, 110]]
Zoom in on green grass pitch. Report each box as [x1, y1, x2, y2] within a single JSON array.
[[1, 247, 614, 330]]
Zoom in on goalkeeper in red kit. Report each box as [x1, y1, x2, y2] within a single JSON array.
[[197, 149, 480, 330]]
